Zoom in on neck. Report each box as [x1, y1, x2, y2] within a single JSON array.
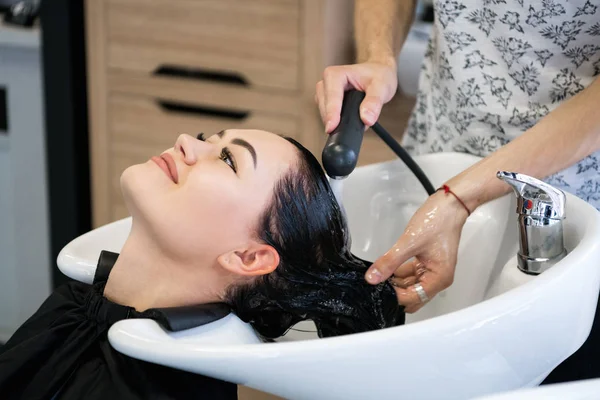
[[103, 221, 229, 311]]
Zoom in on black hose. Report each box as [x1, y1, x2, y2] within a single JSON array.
[[371, 122, 436, 196]]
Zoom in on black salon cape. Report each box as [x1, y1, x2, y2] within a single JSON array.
[[0, 257, 237, 400]]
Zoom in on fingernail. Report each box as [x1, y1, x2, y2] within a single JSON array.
[[366, 268, 382, 284], [325, 121, 333, 133], [362, 108, 376, 124]]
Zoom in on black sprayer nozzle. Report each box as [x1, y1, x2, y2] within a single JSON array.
[[322, 90, 366, 179]]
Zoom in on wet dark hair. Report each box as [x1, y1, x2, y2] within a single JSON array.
[[226, 137, 405, 339]]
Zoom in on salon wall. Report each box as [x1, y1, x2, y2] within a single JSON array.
[[0, 0, 92, 341], [0, 6, 52, 342]]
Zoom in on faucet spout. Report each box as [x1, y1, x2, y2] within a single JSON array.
[[497, 171, 567, 275], [497, 171, 566, 219]]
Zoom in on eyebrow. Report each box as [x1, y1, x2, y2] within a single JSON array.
[[217, 130, 257, 169], [231, 138, 257, 169]]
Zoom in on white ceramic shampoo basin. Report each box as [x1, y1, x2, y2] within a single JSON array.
[[473, 378, 600, 400], [57, 153, 600, 400]]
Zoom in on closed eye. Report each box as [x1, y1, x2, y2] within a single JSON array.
[[197, 132, 237, 173], [219, 148, 237, 173]]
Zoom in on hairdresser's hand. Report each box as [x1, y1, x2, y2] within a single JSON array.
[[365, 191, 469, 313], [315, 61, 398, 134]]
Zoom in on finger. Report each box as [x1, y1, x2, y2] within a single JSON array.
[[395, 268, 451, 307], [315, 81, 327, 126], [322, 66, 349, 133], [392, 258, 424, 279], [404, 303, 425, 314], [416, 264, 427, 279], [394, 285, 433, 309], [391, 284, 430, 311], [365, 235, 420, 284], [389, 275, 417, 289], [360, 81, 388, 126]]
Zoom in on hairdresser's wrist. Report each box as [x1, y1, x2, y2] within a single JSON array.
[[443, 167, 501, 215], [430, 188, 470, 224], [441, 179, 481, 217], [364, 53, 397, 69]]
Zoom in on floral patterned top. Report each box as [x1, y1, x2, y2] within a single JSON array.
[[403, 0, 600, 209]]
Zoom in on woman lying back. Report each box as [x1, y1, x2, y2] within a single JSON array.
[[0, 130, 404, 400]]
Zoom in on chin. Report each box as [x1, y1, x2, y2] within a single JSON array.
[[119, 162, 160, 221]]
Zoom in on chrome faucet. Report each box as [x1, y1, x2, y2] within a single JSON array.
[[497, 171, 567, 275]]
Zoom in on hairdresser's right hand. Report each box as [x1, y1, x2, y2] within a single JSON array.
[[315, 61, 398, 134], [365, 190, 470, 313]]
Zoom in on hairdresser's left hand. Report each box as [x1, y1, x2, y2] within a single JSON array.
[[365, 190, 469, 313]]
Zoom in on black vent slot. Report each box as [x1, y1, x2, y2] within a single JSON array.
[[157, 100, 249, 120], [154, 65, 248, 86], [0, 86, 7, 134]]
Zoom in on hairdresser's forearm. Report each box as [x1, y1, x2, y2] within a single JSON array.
[[355, 0, 416, 66], [445, 77, 600, 212]]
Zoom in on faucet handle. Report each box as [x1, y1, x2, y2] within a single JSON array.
[[497, 171, 566, 219]]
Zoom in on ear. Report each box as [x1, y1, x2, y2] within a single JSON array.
[[217, 242, 280, 277]]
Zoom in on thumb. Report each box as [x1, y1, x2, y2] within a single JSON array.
[[365, 236, 417, 285], [359, 82, 388, 127]]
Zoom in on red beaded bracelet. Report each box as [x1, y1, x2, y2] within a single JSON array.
[[437, 184, 471, 216]]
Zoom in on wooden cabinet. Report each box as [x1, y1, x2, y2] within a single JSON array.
[[85, 2, 414, 395], [106, 0, 302, 91], [86, 0, 414, 229]]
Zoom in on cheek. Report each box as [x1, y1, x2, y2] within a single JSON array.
[[159, 175, 262, 257]]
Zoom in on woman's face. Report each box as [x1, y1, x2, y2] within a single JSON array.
[[120, 130, 299, 266]]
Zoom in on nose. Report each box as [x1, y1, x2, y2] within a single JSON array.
[[174, 133, 213, 165]]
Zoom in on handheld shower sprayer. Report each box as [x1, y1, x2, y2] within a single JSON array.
[[322, 90, 366, 180], [321, 90, 435, 195]]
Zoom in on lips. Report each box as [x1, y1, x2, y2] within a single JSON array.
[[151, 153, 179, 183]]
